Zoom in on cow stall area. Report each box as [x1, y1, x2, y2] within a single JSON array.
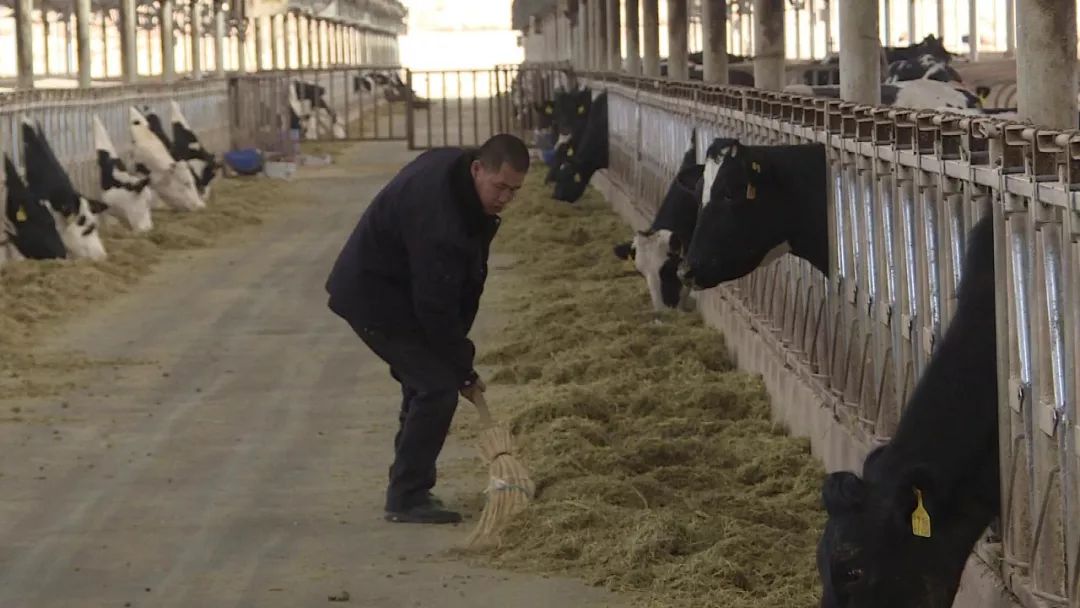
[[468, 168, 825, 606]]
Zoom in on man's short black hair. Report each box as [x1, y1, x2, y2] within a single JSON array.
[[477, 133, 530, 173]]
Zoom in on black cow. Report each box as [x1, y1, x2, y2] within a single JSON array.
[[544, 88, 594, 184], [817, 214, 998, 608], [3, 154, 65, 260], [681, 138, 829, 289], [552, 93, 608, 203], [613, 141, 702, 311]]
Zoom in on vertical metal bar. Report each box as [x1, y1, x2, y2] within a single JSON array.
[[426, 72, 432, 149], [441, 71, 448, 147], [472, 70, 479, 146], [457, 70, 463, 146]]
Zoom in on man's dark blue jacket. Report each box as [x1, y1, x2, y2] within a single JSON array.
[[325, 148, 500, 386]]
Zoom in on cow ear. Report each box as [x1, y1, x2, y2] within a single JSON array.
[[822, 471, 867, 516], [613, 241, 634, 260], [88, 199, 109, 214]]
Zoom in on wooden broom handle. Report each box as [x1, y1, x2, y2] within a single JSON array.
[[471, 390, 495, 428]]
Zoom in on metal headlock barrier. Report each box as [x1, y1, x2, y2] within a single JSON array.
[[0, 80, 229, 198], [512, 69, 1080, 608]]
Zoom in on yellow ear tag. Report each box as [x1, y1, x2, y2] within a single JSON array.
[[15, 206, 27, 222], [911, 488, 931, 538], [573, 173, 582, 183], [544, 105, 553, 115], [751, 161, 762, 173], [746, 183, 757, 200], [577, 105, 585, 115], [567, 147, 574, 157]]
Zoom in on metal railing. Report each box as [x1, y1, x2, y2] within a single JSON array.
[[0, 80, 229, 198], [581, 71, 1079, 608]]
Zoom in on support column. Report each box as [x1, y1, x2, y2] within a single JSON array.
[[624, 0, 640, 73], [42, 12, 51, 76], [839, 0, 880, 104], [642, 0, 659, 76], [76, 0, 91, 86], [936, 0, 944, 41], [214, 1, 225, 74], [606, 0, 621, 71], [271, 13, 282, 69], [824, 0, 832, 53], [191, 0, 203, 78], [161, 0, 176, 81], [883, 0, 891, 44], [307, 15, 316, 67], [967, 0, 978, 61], [753, 0, 784, 90], [237, 20, 247, 72], [120, 0, 136, 81], [65, 15, 73, 75], [668, 0, 688, 80], [254, 16, 264, 70], [907, 0, 915, 44], [100, 11, 109, 76], [1005, 0, 1015, 56], [1017, 0, 1077, 128], [597, 0, 608, 70], [286, 12, 295, 68], [15, 0, 33, 89], [702, 0, 727, 83]]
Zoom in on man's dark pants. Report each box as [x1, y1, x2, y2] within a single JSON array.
[[345, 319, 461, 512]]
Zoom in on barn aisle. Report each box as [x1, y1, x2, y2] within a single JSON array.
[[0, 141, 624, 608]]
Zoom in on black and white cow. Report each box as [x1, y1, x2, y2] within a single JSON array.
[[552, 92, 609, 203], [22, 120, 108, 260], [613, 142, 703, 311], [93, 115, 154, 233], [681, 138, 829, 289], [289, 80, 347, 140], [783, 79, 981, 111], [130, 107, 204, 211], [817, 214, 998, 608], [2, 154, 66, 265], [169, 101, 218, 200]]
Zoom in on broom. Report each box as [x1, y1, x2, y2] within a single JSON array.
[[464, 390, 535, 548]]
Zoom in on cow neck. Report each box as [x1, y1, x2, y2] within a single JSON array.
[[768, 146, 830, 275], [451, 150, 497, 238]]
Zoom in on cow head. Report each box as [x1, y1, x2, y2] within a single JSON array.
[[553, 88, 591, 135], [682, 140, 791, 289], [4, 155, 65, 260], [629, 229, 686, 310], [51, 195, 108, 260], [817, 450, 985, 608]]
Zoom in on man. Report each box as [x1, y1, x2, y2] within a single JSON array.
[[326, 134, 529, 524]]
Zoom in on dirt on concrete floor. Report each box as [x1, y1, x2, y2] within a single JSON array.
[[0, 141, 628, 608]]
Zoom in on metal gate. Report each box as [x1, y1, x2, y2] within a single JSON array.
[[405, 63, 572, 150]]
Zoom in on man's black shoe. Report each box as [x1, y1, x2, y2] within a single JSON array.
[[425, 492, 445, 508], [384, 502, 462, 524]]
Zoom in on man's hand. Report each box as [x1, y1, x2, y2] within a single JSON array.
[[460, 375, 486, 404]]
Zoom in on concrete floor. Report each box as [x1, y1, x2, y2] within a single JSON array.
[[0, 142, 624, 608]]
